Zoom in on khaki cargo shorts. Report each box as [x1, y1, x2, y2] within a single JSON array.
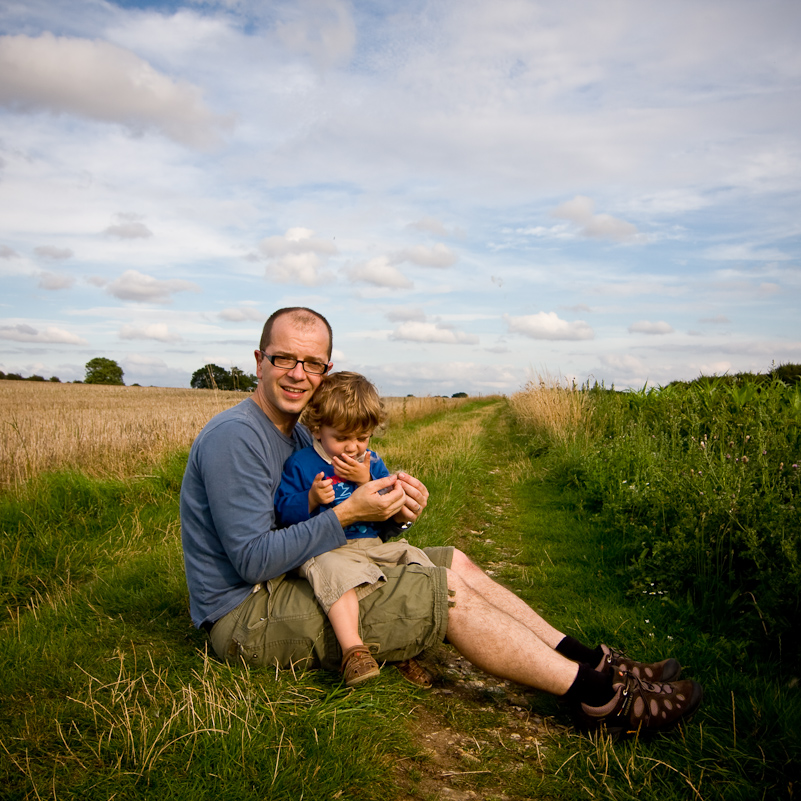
[[208, 545, 454, 672]]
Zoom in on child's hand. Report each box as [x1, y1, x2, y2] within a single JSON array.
[[332, 450, 372, 484], [309, 472, 335, 512]]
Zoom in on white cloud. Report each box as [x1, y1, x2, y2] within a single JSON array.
[[119, 323, 181, 342], [1, 245, 19, 259], [505, 312, 595, 341], [389, 321, 479, 345], [0, 33, 231, 148], [699, 315, 731, 325], [105, 221, 153, 239], [368, 359, 516, 395], [598, 353, 648, 377], [592, 280, 686, 298], [106, 269, 201, 304], [705, 244, 792, 261], [407, 217, 457, 238], [0, 322, 87, 344], [385, 306, 426, 323], [34, 245, 73, 260], [628, 320, 675, 335], [257, 228, 337, 286], [551, 196, 639, 242], [219, 306, 265, 322], [395, 243, 457, 268], [37, 271, 75, 290], [346, 256, 413, 289], [275, 0, 357, 70]]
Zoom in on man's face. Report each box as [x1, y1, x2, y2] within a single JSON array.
[[254, 315, 332, 432]]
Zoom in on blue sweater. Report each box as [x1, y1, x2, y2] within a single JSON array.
[[275, 446, 390, 539], [180, 398, 347, 628]]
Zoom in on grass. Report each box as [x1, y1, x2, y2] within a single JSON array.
[[1, 384, 799, 799]]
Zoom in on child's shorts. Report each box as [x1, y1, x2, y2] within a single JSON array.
[[298, 536, 435, 613]]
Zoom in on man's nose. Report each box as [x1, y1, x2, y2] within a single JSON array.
[[287, 362, 306, 379]]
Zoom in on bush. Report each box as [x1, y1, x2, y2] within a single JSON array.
[[512, 375, 801, 662]]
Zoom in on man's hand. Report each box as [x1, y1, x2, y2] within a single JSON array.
[[308, 471, 335, 512], [332, 450, 372, 485], [333, 474, 407, 528], [393, 471, 430, 524]]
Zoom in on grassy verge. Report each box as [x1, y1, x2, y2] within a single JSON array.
[[2, 397, 797, 799]]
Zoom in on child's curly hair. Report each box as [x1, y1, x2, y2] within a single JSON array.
[[301, 371, 386, 435]]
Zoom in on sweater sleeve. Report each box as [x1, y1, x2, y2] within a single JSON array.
[[274, 451, 316, 525], [369, 452, 390, 480]]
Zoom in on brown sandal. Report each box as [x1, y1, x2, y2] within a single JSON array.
[[341, 646, 380, 687], [395, 658, 434, 689]]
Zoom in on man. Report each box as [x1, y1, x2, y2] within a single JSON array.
[[180, 307, 703, 740]]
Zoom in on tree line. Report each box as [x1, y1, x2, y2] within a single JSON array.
[[1, 358, 256, 391]]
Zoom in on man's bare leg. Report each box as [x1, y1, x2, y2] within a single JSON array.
[[444, 568, 578, 695], [449, 548, 567, 649]]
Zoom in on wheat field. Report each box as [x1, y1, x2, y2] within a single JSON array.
[[0, 382, 245, 489], [509, 373, 593, 446], [0, 382, 473, 489]]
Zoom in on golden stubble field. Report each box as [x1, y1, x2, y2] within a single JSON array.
[[0, 382, 470, 489]]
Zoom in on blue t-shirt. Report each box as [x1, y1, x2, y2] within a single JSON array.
[[275, 446, 390, 539]]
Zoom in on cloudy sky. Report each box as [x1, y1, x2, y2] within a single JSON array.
[[1, 0, 800, 395]]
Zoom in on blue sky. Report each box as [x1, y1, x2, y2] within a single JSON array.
[[1, 0, 799, 396]]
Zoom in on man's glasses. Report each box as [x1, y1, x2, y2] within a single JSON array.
[[260, 351, 330, 375]]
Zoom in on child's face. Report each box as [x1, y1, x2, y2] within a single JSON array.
[[316, 425, 371, 462]]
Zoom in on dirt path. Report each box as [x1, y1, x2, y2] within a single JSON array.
[[392, 400, 572, 801]]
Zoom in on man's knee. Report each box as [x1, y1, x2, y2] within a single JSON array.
[[450, 548, 487, 579]]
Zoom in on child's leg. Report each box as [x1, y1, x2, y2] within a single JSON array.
[[327, 588, 364, 652], [329, 588, 381, 686]]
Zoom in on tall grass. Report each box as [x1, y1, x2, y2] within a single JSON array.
[[509, 373, 593, 450], [0, 382, 244, 489], [381, 394, 476, 427], [510, 375, 801, 663]]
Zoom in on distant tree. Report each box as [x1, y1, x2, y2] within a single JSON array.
[[191, 364, 232, 390], [452, 391, 468, 398], [4, 372, 24, 381], [84, 357, 124, 385], [48, 376, 61, 383], [191, 364, 257, 391], [230, 366, 257, 392]]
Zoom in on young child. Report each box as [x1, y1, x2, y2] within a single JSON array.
[[274, 371, 435, 687]]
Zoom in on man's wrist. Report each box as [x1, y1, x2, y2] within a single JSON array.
[[333, 501, 356, 529]]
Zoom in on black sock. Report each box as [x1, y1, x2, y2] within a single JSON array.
[[555, 635, 604, 667], [562, 663, 616, 708]]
